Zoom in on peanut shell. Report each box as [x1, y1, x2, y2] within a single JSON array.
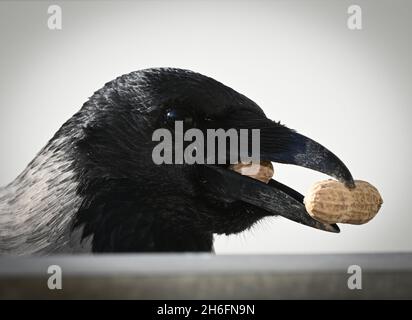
[[304, 180, 383, 225]]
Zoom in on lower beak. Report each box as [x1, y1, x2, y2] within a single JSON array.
[[199, 165, 340, 232], [198, 121, 354, 233]]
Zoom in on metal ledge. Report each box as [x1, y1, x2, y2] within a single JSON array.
[[0, 253, 411, 299]]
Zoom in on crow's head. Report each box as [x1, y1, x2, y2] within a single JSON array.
[[63, 68, 353, 252]]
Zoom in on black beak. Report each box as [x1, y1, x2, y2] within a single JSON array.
[[198, 116, 354, 233], [260, 130, 355, 189], [199, 165, 340, 232]]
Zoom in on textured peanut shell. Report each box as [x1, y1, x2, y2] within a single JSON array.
[[229, 161, 274, 184], [304, 180, 383, 225]]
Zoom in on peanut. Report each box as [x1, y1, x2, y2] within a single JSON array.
[[229, 161, 274, 184], [304, 180, 383, 225]]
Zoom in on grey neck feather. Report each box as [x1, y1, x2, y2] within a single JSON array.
[[0, 136, 92, 255]]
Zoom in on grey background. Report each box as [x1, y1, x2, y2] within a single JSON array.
[[0, 0, 411, 254]]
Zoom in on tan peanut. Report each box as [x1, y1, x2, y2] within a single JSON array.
[[304, 180, 383, 225], [229, 161, 274, 184]]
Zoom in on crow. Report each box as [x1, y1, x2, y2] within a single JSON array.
[[0, 68, 354, 255]]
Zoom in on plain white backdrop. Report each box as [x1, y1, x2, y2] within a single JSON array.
[[0, 1, 411, 253]]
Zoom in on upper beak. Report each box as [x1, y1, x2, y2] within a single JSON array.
[[198, 116, 354, 233], [260, 129, 355, 189]]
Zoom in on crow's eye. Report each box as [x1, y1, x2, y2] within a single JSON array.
[[164, 108, 196, 129]]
